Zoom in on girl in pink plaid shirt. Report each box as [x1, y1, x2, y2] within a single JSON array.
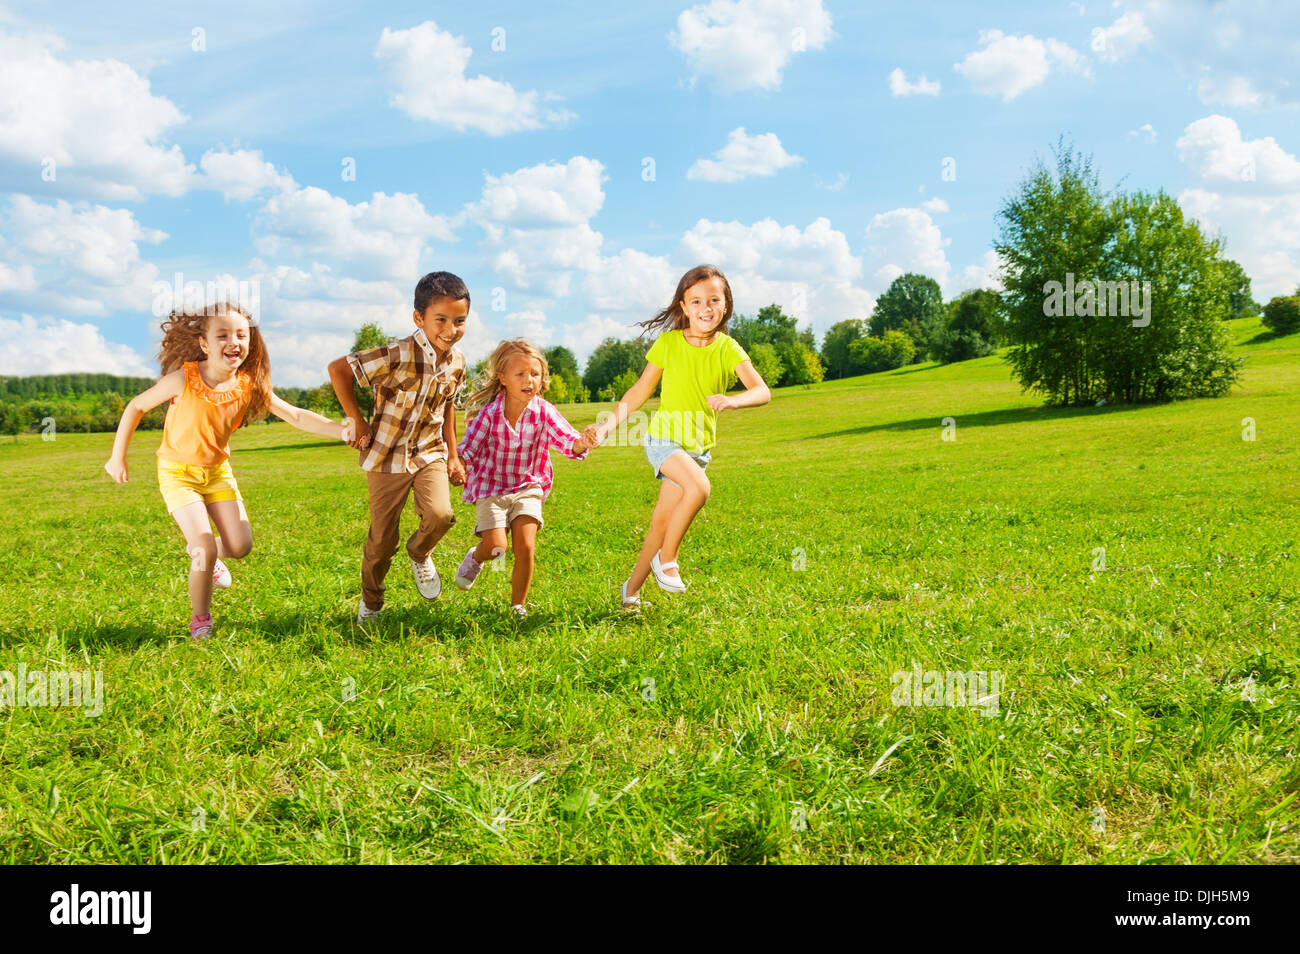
[[454, 339, 599, 616]]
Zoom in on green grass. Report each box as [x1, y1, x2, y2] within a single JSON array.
[[1, 316, 1296, 863]]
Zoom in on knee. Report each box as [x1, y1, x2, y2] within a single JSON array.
[[229, 537, 253, 559], [189, 537, 217, 568], [513, 536, 536, 559], [426, 505, 455, 534], [686, 477, 710, 506]]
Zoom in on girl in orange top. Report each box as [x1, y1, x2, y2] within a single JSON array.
[[105, 301, 354, 640]]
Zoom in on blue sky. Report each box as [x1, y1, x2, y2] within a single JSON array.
[[1, 0, 1297, 386]]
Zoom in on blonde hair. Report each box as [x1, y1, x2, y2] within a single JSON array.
[[158, 300, 271, 425], [467, 338, 550, 410]]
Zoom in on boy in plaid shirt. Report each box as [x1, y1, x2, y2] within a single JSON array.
[[327, 272, 470, 622]]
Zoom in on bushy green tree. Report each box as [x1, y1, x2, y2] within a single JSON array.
[[996, 144, 1240, 404], [849, 330, 916, 372], [747, 343, 784, 387], [1222, 259, 1259, 320], [583, 338, 649, 397], [933, 289, 1006, 363], [820, 319, 868, 379], [871, 273, 943, 359], [1261, 293, 1300, 335]]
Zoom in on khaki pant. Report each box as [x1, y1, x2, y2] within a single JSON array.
[[361, 460, 455, 610]]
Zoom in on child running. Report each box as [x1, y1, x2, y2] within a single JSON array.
[[453, 339, 599, 617], [104, 301, 353, 640], [589, 264, 770, 609]]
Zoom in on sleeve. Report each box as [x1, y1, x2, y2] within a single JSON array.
[[346, 343, 397, 390], [725, 335, 750, 370], [457, 402, 492, 465], [644, 331, 670, 369], [542, 400, 588, 461]]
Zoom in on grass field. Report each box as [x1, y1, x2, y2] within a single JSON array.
[[1, 316, 1296, 864]]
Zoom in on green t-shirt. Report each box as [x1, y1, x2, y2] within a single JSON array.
[[645, 330, 750, 453]]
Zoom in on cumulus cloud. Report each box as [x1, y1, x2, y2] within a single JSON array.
[[670, 0, 833, 93], [254, 186, 455, 282], [686, 127, 803, 182], [375, 21, 573, 135], [0, 313, 153, 377], [953, 29, 1089, 101], [1175, 115, 1300, 299], [888, 68, 940, 96], [0, 28, 195, 200], [921, 197, 949, 213], [863, 207, 951, 289], [0, 196, 166, 315], [199, 148, 297, 202], [1089, 11, 1152, 62]]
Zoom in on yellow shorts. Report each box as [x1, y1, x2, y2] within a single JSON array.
[[157, 458, 243, 513]]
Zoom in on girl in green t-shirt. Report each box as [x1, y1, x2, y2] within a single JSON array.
[[590, 264, 772, 609]]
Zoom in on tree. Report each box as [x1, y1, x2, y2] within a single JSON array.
[[776, 341, 823, 385], [996, 143, 1240, 404], [545, 373, 569, 404], [1222, 259, 1259, 320], [820, 319, 868, 379], [583, 338, 649, 397], [543, 345, 585, 403], [341, 323, 393, 422], [747, 343, 784, 387], [849, 330, 916, 372], [870, 273, 943, 359], [0, 403, 24, 441], [933, 289, 1006, 363], [544, 346, 579, 379], [599, 368, 639, 402], [1261, 294, 1300, 335]]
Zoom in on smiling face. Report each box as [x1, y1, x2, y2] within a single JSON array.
[[199, 311, 252, 372], [414, 296, 469, 355], [680, 275, 728, 339], [500, 353, 545, 405]]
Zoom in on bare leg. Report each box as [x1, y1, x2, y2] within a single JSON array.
[[649, 452, 710, 580], [474, 528, 508, 564], [509, 516, 540, 606], [207, 499, 253, 560], [626, 479, 683, 596], [170, 502, 218, 618]]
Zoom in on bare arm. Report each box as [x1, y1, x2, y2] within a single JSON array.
[[104, 371, 184, 482], [268, 392, 349, 441], [592, 362, 663, 444], [707, 360, 771, 411], [328, 356, 369, 448], [444, 397, 465, 486]]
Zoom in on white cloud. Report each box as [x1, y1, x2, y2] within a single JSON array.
[[1129, 123, 1157, 143], [0, 29, 195, 200], [670, 0, 833, 93], [0, 313, 153, 376], [374, 21, 573, 135], [0, 196, 166, 315], [888, 68, 940, 96], [1089, 11, 1152, 62], [863, 207, 951, 289], [686, 127, 803, 182], [953, 29, 1089, 101], [562, 313, 641, 359], [254, 186, 455, 282], [921, 197, 949, 213], [952, 250, 1005, 294], [199, 148, 296, 202], [1175, 115, 1300, 299], [814, 172, 849, 191], [1196, 75, 1263, 108]]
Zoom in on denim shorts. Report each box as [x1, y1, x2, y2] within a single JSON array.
[[645, 436, 711, 482]]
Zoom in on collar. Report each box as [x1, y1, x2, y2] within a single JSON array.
[[414, 329, 456, 371]]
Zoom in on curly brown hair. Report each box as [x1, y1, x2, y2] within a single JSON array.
[[158, 301, 272, 425], [636, 264, 734, 338]]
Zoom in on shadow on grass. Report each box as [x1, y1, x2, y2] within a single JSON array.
[[811, 400, 1149, 440], [1242, 329, 1294, 346]]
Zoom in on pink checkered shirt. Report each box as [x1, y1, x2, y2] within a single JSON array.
[[458, 393, 587, 503]]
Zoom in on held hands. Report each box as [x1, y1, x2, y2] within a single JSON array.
[[706, 393, 737, 412], [346, 418, 372, 450], [581, 423, 602, 449], [104, 457, 128, 483], [448, 456, 466, 486]]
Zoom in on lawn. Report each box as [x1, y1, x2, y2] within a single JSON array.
[[0, 316, 1295, 863]]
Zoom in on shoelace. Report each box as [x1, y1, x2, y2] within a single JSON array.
[[414, 561, 435, 582]]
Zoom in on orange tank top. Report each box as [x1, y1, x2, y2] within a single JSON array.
[[156, 362, 254, 466]]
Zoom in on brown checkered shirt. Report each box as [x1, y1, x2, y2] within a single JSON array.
[[346, 330, 466, 474]]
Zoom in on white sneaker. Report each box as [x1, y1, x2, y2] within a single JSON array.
[[212, 558, 232, 589], [651, 552, 686, 593], [511, 604, 527, 618], [357, 598, 382, 623], [411, 556, 442, 600]]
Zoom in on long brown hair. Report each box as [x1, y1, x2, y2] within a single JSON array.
[[637, 264, 734, 338], [466, 339, 550, 411], [158, 301, 272, 425]]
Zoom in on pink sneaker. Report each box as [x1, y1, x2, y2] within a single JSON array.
[[455, 547, 482, 590], [212, 559, 232, 589], [190, 613, 213, 641]]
